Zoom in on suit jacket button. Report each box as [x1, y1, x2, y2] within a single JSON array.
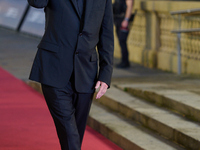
[[75, 51, 79, 54], [79, 33, 83, 36]]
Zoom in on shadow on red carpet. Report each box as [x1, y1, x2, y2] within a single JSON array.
[[0, 67, 122, 150]]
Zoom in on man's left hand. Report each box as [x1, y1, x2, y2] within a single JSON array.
[[95, 81, 108, 99]]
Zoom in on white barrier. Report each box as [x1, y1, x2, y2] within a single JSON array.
[[20, 7, 45, 37], [0, 0, 27, 29]]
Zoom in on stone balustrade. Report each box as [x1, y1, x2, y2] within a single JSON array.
[[114, 0, 200, 74]]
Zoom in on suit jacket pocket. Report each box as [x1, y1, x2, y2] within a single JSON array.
[[37, 41, 59, 53]]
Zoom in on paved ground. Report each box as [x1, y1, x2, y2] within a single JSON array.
[[1, 27, 200, 92], [0, 27, 40, 80]]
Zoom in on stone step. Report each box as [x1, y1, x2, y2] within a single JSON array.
[[88, 102, 185, 150], [116, 83, 200, 122], [95, 86, 200, 150]]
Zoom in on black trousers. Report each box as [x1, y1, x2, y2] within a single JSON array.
[[42, 79, 94, 150], [114, 17, 130, 63]]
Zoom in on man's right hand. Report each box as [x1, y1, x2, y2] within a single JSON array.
[[95, 81, 108, 99]]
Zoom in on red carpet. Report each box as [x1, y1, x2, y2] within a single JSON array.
[[0, 67, 122, 150]]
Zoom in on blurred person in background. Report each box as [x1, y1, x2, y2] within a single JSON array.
[[27, 0, 114, 150], [113, 0, 134, 68]]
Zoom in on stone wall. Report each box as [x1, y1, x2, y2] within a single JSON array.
[[114, 0, 200, 74]]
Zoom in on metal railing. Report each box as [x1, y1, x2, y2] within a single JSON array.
[[170, 8, 200, 75]]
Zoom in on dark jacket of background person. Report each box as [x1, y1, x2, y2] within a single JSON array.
[[28, 0, 114, 93]]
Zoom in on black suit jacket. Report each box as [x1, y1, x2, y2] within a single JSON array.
[[28, 0, 114, 93]]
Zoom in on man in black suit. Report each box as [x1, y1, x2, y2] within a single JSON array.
[[27, 0, 114, 150]]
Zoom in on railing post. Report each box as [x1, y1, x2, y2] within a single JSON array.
[[17, 4, 30, 32], [177, 14, 181, 75]]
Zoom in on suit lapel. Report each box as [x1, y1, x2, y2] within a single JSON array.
[[70, 0, 81, 19], [82, 0, 94, 30]]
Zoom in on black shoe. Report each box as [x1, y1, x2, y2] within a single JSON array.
[[116, 62, 130, 69]]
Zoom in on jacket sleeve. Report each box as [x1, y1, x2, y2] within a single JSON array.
[[97, 0, 114, 88], [27, 0, 49, 8]]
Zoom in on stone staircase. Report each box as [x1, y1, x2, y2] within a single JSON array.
[[88, 83, 200, 150]]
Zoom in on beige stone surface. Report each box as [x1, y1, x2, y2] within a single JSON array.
[[117, 83, 200, 122], [141, 1, 200, 12], [100, 86, 200, 149], [89, 103, 184, 150], [187, 59, 200, 75]]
